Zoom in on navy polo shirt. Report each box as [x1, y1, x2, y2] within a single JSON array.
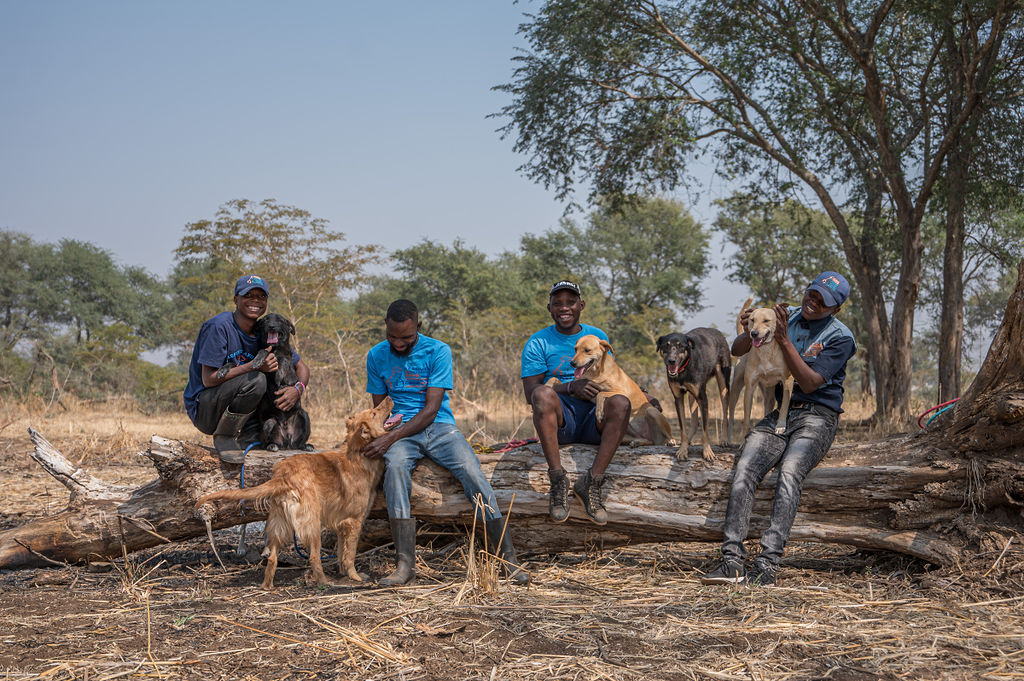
[[777, 306, 856, 413]]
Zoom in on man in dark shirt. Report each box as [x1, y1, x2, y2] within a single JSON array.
[[702, 271, 856, 586]]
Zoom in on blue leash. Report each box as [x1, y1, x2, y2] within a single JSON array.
[[926, 403, 956, 427], [239, 441, 333, 560]]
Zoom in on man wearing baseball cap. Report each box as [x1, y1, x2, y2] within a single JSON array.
[[183, 274, 310, 461], [702, 271, 855, 587], [520, 280, 635, 526]]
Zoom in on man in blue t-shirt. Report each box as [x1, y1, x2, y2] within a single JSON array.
[[364, 299, 528, 587], [702, 271, 857, 587], [183, 274, 310, 462], [521, 280, 634, 526]]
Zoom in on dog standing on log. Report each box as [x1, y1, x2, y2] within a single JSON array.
[[562, 334, 673, 445], [194, 397, 400, 588], [728, 297, 775, 440], [656, 329, 731, 461], [742, 306, 795, 436], [254, 313, 313, 451]]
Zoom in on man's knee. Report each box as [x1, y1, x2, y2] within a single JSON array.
[[530, 384, 560, 413], [604, 394, 631, 422]]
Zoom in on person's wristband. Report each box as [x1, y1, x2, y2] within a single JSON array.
[[294, 381, 305, 394]]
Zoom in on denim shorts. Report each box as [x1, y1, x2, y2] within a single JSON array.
[[557, 394, 602, 445]]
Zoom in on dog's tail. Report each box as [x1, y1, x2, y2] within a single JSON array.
[[194, 477, 289, 513], [737, 297, 754, 336]]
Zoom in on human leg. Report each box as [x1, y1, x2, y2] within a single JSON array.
[[758, 406, 838, 567], [573, 394, 630, 525], [194, 373, 267, 460], [379, 434, 426, 586]]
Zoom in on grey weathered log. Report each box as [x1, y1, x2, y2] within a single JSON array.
[[0, 428, 976, 569]]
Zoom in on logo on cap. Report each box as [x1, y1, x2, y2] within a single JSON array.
[[549, 280, 581, 297]]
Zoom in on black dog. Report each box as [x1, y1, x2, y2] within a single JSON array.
[[656, 328, 732, 462], [253, 313, 313, 452]]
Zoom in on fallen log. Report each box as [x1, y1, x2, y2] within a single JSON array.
[[0, 427, 978, 569]]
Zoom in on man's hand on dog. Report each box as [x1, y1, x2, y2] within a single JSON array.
[[569, 378, 600, 400], [256, 346, 279, 373], [774, 304, 792, 347], [363, 432, 398, 459], [273, 385, 301, 411]]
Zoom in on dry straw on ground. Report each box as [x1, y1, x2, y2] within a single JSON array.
[[1, 399, 1022, 680]]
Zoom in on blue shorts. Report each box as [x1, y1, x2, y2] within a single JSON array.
[[557, 394, 602, 445]]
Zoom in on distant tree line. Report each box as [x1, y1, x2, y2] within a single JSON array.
[[1, 192, 1019, 420]]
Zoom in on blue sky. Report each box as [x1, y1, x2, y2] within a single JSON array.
[[1, 1, 746, 327]]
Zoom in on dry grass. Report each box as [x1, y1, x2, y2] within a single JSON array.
[[2, 401, 1022, 680]]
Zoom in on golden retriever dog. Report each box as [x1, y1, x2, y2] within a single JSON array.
[[194, 397, 399, 589], [743, 307, 794, 436], [566, 334, 673, 445], [727, 298, 775, 439]]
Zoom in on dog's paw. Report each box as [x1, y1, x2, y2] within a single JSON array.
[[251, 349, 268, 371], [701, 446, 717, 463], [302, 444, 315, 452], [215, 364, 231, 379], [674, 444, 689, 460]]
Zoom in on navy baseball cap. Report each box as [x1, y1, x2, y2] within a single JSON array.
[[807, 271, 850, 307], [234, 274, 269, 297], [549, 280, 581, 297]]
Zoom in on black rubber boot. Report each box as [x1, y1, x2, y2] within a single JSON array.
[[379, 518, 416, 586], [484, 518, 530, 586], [212, 409, 256, 463]]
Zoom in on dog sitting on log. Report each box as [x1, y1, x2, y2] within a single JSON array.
[[194, 397, 401, 588], [254, 313, 313, 452], [556, 334, 673, 445]]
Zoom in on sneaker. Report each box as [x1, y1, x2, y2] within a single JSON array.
[[746, 558, 777, 586], [700, 560, 746, 585], [548, 469, 571, 522], [572, 470, 608, 525]]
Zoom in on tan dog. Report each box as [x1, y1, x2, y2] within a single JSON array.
[[194, 397, 399, 589], [728, 298, 775, 439], [743, 307, 794, 436], [567, 334, 673, 445]]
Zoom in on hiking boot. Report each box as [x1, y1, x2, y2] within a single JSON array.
[[700, 559, 746, 585], [379, 518, 417, 586], [746, 557, 777, 586], [212, 409, 256, 462], [572, 469, 608, 525], [484, 518, 530, 586], [548, 469, 571, 523]]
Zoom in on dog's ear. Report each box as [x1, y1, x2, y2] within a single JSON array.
[[600, 339, 614, 355], [656, 335, 666, 351], [687, 335, 695, 350]]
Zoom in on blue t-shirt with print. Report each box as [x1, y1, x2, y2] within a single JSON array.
[[520, 324, 610, 382], [183, 311, 300, 421], [365, 334, 456, 425], [781, 306, 857, 413]]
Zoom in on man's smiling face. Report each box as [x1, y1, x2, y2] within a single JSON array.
[[234, 289, 268, 324], [547, 290, 585, 334]]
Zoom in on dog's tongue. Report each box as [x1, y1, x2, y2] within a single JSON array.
[[384, 414, 403, 429], [667, 363, 679, 377], [267, 331, 279, 345], [752, 336, 765, 348], [573, 365, 586, 380]]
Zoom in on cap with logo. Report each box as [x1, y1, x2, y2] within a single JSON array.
[[807, 271, 850, 307], [549, 280, 581, 297], [234, 274, 270, 297]]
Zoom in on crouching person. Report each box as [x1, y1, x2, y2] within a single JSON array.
[[362, 299, 529, 587]]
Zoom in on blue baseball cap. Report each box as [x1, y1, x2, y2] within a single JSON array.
[[807, 271, 850, 307], [234, 274, 269, 297]]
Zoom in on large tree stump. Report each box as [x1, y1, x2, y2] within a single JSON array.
[[1, 260, 1022, 572]]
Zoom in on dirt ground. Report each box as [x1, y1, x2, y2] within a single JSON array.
[[1, 405, 1023, 680]]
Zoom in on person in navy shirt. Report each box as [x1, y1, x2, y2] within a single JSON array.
[[702, 271, 857, 587], [183, 274, 309, 462], [521, 280, 637, 526], [364, 299, 528, 586]]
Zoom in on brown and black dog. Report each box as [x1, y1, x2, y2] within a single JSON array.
[[194, 397, 400, 589], [656, 328, 731, 461], [563, 334, 673, 445]]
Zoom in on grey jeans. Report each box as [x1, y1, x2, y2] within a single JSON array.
[[721, 403, 839, 566]]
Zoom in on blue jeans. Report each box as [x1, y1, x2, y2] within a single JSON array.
[[721, 404, 839, 567], [383, 422, 501, 522]]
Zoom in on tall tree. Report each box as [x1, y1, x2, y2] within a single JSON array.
[[498, 0, 1024, 423]]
